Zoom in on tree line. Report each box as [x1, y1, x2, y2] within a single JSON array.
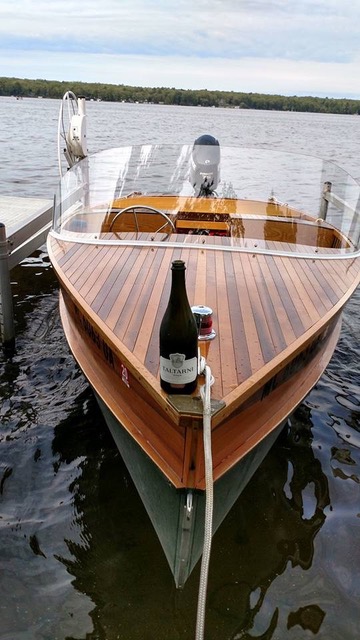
[[1, 76, 360, 115]]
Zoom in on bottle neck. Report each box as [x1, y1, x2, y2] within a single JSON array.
[[169, 260, 189, 306], [169, 267, 187, 305]]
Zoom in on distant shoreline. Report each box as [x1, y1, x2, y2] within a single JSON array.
[[1, 76, 359, 115]]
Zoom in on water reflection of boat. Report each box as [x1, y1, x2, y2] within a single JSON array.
[[48, 94, 360, 588], [52, 402, 330, 638]]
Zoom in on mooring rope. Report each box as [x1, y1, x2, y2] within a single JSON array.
[[195, 364, 215, 640]]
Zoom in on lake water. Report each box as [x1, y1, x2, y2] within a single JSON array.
[[0, 97, 359, 640]]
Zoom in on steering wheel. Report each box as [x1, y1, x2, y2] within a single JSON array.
[[109, 205, 176, 236]]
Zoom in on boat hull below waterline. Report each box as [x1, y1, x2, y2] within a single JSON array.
[[96, 393, 286, 587]]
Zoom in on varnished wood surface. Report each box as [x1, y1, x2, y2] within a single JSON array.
[[48, 224, 360, 488], [49, 232, 360, 410], [59, 284, 343, 489]]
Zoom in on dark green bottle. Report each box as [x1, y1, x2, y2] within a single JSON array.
[[159, 260, 198, 394]]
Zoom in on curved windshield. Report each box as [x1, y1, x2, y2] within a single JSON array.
[[52, 145, 360, 257]]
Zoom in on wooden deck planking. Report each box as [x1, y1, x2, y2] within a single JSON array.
[[315, 257, 355, 295], [265, 255, 306, 338], [322, 259, 353, 296], [52, 233, 359, 404], [223, 251, 252, 383], [51, 238, 74, 260], [301, 259, 345, 307], [73, 245, 114, 294], [293, 257, 337, 313], [63, 243, 92, 275], [241, 252, 278, 364], [332, 256, 359, 283], [182, 244, 198, 307], [214, 250, 238, 394], [113, 247, 177, 342], [57, 242, 89, 272], [231, 252, 265, 374], [256, 253, 298, 346], [106, 247, 152, 331], [279, 243, 331, 316], [174, 244, 196, 293], [249, 254, 289, 355], [66, 245, 102, 283], [81, 246, 129, 306], [203, 249, 223, 398], [94, 246, 142, 316], [122, 247, 172, 353], [274, 252, 321, 327], [349, 258, 360, 279], [300, 249, 360, 287], [89, 246, 135, 315], [133, 248, 175, 364], [193, 249, 208, 305]]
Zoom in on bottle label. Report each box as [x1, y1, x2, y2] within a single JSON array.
[[160, 354, 197, 384]]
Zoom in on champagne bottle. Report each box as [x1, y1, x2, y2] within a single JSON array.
[[159, 260, 198, 394]]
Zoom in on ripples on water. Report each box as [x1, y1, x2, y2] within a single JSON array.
[[0, 98, 359, 639]]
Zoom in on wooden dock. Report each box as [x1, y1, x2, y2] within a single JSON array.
[[0, 196, 53, 346]]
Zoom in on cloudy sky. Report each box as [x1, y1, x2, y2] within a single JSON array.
[[1, 0, 359, 98]]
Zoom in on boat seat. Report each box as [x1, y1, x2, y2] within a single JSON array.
[[229, 214, 350, 248]]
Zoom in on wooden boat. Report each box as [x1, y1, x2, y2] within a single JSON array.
[[48, 98, 360, 587]]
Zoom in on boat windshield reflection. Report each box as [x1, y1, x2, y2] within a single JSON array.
[[53, 145, 360, 258]]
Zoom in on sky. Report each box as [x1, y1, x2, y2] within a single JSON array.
[[1, 0, 360, 99]]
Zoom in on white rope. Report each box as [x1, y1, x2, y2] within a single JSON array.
[[195, 364, 215, 640]]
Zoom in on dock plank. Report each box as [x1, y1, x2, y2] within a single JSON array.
[[0, 196, 52, 233], [0, 196, 53, 270]]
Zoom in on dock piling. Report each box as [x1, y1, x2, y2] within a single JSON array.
[[0, 223, 15, 347]]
